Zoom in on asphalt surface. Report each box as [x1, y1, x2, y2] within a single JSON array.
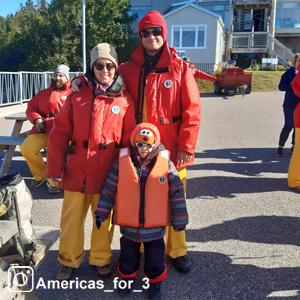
[[1, 91, 300, 300]]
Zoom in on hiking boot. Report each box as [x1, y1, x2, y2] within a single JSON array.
[[118, 278, 135, 297], [57, 265, 73, 280], [31, 178, 46, 187], [290, 145, 294, 154], [96, 264, 111, 278], [149, 282, 162, 300], [276, 147, 283, 157], [172, 255, 191, 273], [47, 182, 60, 194], [293, 186, 300, 193]]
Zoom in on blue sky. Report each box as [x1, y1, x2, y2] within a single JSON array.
[[1, 0, 50, 18]]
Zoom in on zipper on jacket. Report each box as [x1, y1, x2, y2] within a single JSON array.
[[81, 179, 86, 193]]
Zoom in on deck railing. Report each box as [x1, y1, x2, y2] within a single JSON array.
[[0, 71, 82, 107], [230, 32, 294, 67]]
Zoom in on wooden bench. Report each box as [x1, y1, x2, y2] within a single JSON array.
[[0, 223, 60, 300], [0, 112, 29, 177], [0, 136, 26, 147]]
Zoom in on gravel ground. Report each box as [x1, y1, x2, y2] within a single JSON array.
[[1, 91, 300, 300]]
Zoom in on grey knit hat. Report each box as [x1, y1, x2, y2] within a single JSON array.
[[90, 43, 118, 70], [54, 64, 70, 80]]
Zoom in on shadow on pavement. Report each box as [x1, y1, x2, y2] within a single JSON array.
[[187, 176, 288, 199], [31, 249, 300, 300], [186, 216, 300, 246]]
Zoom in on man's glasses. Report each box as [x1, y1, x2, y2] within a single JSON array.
[[140, 28, 162, 39], [93, 62, 115, 71], [135, 142, 154, 148]]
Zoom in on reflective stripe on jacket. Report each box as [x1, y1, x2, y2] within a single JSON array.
[[114, 147, 170, 228]]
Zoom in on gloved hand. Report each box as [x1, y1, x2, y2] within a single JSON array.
[[95, 218, 101, 230], [173, 225, 186, 232]]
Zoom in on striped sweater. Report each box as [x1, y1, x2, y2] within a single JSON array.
[[95, 144, 188, 242]]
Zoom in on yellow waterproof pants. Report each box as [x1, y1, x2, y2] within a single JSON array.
[[58, 191, 114, 268], [288, 127, 300, 188], [165, 167, 188, 258], [20, 133, 48, 181]]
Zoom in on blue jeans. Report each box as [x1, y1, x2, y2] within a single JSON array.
[[279, 106, 295, 146]]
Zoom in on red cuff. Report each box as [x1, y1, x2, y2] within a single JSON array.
[[117, 262, 140, 278], [145, 263, 167, 283]]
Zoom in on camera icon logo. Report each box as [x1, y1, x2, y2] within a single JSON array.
[[8, 266, 34, 292]]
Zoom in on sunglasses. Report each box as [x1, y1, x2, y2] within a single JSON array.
[[135, 142, 154, 149], [93, 62, 115, 71], [140, 28, 162, 39]]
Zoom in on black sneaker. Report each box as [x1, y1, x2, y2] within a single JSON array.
[[149, 282, 161, 300], [172, 255, 191, 273], [290, 145, 294, 154], [118, 278, 134, 297], [31, 178, 46, 187], [47, 182, 60, 194], [276, 147, 283, 157]]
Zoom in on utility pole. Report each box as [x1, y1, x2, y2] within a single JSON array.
[[226, 0, 234, 61], [82, 0, 86, 74]]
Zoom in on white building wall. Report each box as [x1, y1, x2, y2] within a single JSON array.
[[164, 6, 218, 64]]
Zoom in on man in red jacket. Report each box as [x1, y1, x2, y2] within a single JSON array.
[[118, 11, 201, 274], [20, 64, 71, 193], [183, 57, 217, 83]]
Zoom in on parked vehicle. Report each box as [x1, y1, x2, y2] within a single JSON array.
[[214, 67, 252, 96]]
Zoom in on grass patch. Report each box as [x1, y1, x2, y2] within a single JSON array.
[[197, 70, 285, 94]]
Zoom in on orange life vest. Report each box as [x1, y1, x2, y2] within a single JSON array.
[[114, 147, 171, 228]]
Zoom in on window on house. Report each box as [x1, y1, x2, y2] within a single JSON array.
[[276, 2, 300, 28], [130, 6, 152, 21], [201, 4, 229, 29], [172, 26, 206, 49], [276, 10, 282, 28]]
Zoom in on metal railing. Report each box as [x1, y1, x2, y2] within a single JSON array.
[[193, 63, 218, 73], [0, 72, 82, 106], [230, 32, 294, 67]]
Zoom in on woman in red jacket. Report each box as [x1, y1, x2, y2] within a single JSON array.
[[46, 43, 136, 280], [288, 54, 300, 191]]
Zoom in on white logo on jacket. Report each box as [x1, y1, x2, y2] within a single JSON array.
[[112, 106, 120, 114], [158, 176, 166, 184], [164, 80, 173, 88], [61, 96, 67, 100]]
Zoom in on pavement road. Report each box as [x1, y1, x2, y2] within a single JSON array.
[[1, 91, 300, 300]]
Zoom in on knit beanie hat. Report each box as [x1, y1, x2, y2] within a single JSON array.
[[90, 43, 118, 70], [138, 10, 167, 42], [130, 123, 160, 149], [54, 64, 70, 80]]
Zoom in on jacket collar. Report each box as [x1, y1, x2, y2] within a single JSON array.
[[84, 69, 124, 93]]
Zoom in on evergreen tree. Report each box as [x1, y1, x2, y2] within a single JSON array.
[[0, 0, 138, 71]]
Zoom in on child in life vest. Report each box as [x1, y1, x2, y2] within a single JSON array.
[[95, 123, 188, 300]]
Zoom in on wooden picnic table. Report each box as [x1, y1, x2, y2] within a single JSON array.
[[0, 112, 29, 177]]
